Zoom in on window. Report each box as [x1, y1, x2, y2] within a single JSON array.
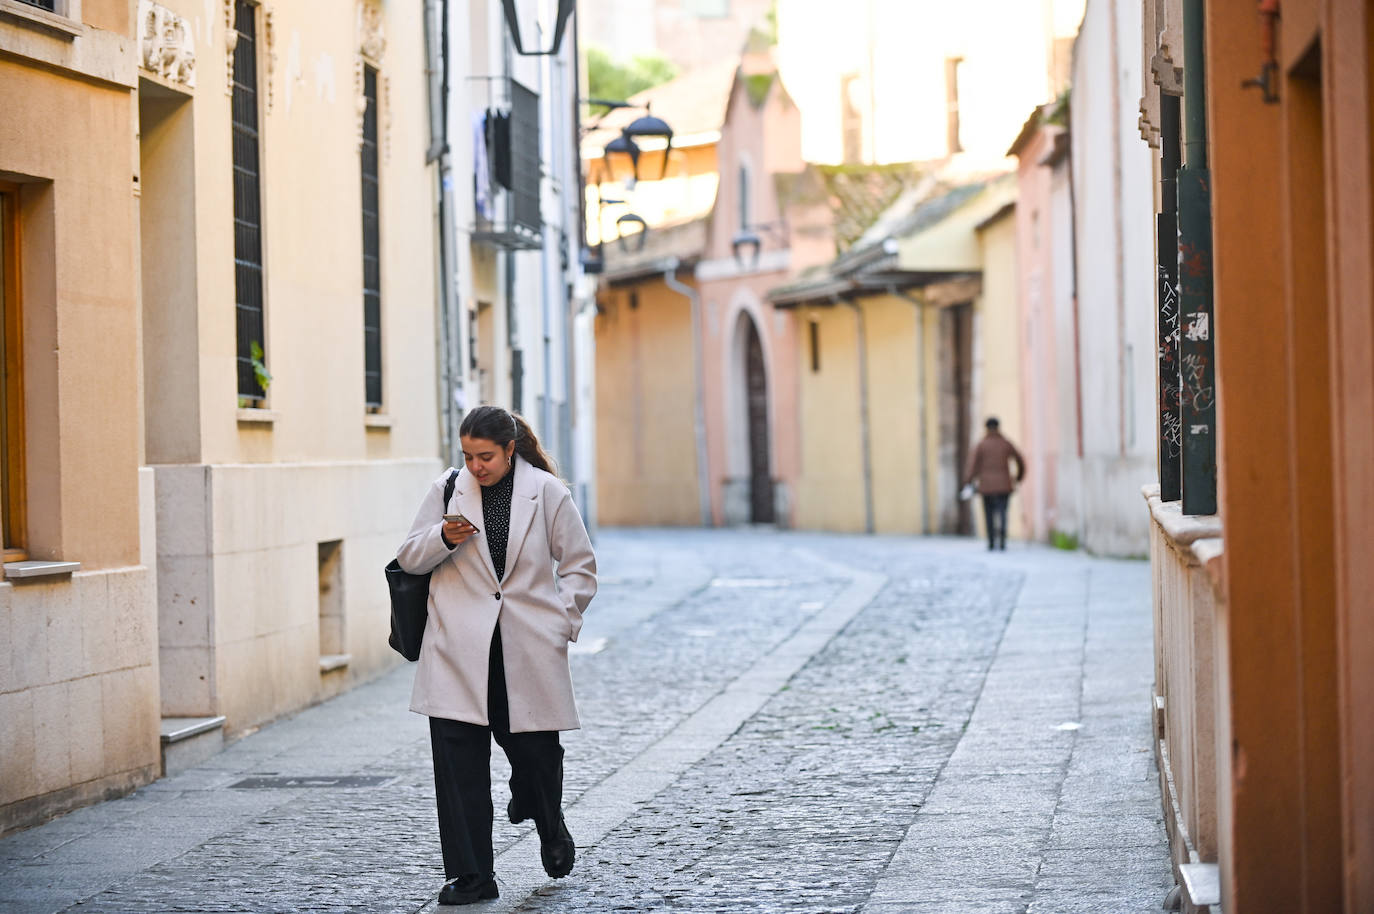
[[682, 0, 728, 17], [232, 0, 267, 402], [945, 57, 964, 155], [809, 319, 820, 373], [738, 163, 751, 231], [841, 73, 864, 164], [361, 65, 382, 409], [0, 185, 26, 561], [16, 0, 57, 10]]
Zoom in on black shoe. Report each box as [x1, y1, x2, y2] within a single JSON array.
[[540, 818, 575, 878], [507, 795, 530, 825], [438, 873, 498, 905]]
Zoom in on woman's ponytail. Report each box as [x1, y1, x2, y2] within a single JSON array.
[[511, 413, 557, 476]]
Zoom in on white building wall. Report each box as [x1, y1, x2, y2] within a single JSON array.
[[1069, 0, 1156, 556], [445, 1, 593, 512], [1050, 160, 1084, 542], [776, 0, 1086, 166]]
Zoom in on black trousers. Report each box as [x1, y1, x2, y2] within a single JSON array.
[[981, 493, 1010, 549], [429, 624, 564, 879]]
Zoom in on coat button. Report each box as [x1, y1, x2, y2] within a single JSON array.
[[494, 592, 501, 600]]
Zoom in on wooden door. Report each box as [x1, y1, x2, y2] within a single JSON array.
[[744, 319, 774, 523]]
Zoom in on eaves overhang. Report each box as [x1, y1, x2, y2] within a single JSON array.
[[768, 269, 979, 309]]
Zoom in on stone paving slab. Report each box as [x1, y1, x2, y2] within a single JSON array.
[[0, 531, 1172, 913]]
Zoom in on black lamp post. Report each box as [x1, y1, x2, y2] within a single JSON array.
[[500, 0, 575, 57]]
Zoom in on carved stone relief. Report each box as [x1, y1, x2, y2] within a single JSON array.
[[224, 0, 237, 96], [358, 0, 386, 62], [138, 0, 196, 89], [223, 0, 275, 109], [355, 0, 388, 156], [383, 73, 392, 162], [263, 4, 277, 113]]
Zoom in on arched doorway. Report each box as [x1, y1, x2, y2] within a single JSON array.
[[742, 316, 774, 523]]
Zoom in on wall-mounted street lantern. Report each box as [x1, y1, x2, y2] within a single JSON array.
[[731, 222, 788, 269], [501, 0, 575, 57], [586, 98, 674, 183], [602, 133, 641, 185], [621, 106, 674, 180], [615, 213, 649, 253]]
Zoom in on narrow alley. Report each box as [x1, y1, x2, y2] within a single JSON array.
[[1, 530, 1170, 913]]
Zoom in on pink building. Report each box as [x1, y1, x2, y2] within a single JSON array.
[[1008, 104, 1082, 545], [591, 53, 826, 526]]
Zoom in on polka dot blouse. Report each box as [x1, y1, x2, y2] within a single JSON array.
[[482, 465, 516, 582]]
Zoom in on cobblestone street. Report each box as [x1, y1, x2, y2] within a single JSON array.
[[0, 529, 1172, 913]]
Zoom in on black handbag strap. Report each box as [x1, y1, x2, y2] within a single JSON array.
[[442, 467, 459, 508]]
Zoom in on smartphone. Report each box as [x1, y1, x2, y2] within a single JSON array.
[[443, 513, 478, 531]]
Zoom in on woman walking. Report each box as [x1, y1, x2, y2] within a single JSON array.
[[395, 406, 597, 905]]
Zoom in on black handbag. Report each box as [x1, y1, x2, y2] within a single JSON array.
[[386, 469, 459, 661]]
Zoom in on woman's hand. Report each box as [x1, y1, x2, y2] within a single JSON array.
[[441, 520, 478, 548]]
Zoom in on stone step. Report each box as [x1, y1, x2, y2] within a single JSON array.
[[159, 715, 226, 777]]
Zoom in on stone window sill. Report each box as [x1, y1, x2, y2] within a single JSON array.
[[1143, 483, 1226, 596], [1142, 483, 1222, 546], [4, 559, 80, 580], [0, 0, 83, 38], [237, 407, 279, 426], [363, 413, 392, 430]]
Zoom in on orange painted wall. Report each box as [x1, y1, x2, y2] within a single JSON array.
[[0, 60, 139, 570], [1205, 0, 1374, 909]]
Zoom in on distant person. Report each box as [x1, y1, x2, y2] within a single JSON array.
[[395, 406, 597, 905], [962, 417, 1026, 551]]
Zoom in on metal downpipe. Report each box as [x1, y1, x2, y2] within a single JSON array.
[[663, 260, 713, 526], [842, 297, 876, 534], [889, 286, 931, 535]]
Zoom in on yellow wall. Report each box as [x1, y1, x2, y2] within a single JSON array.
[[163, 0, 439, 466], [594, 280, 701, 525], [141, 0, 445, 738], [792, 296, 946, 535], [861, 296, 925, 533], [0, 61, 140, 569], [919, 304, 942, 532], [792, 305, 866, 531], [973, 215, 1026, 540]]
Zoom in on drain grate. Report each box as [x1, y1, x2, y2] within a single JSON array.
[[229, 775, 394, 789]]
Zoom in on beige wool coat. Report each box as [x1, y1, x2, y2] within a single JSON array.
[[395, 456, 597, 732]]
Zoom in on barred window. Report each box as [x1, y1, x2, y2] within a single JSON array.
[[232, 0, 266, 401], [361, 65, 382, 409]]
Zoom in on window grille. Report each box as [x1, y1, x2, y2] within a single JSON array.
[[361, 65, 382, 408], [232, 0, 266, 401], [16, 0, 57, 10]]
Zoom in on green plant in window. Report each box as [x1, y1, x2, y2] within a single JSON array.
[[250, 340, 272, 395]]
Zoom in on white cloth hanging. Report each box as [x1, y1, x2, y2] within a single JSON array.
[[473, 111, 493, 220]]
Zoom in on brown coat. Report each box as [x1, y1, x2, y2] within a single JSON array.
[[396, 457, 597, 732], [964, 432, 1026, 496]]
